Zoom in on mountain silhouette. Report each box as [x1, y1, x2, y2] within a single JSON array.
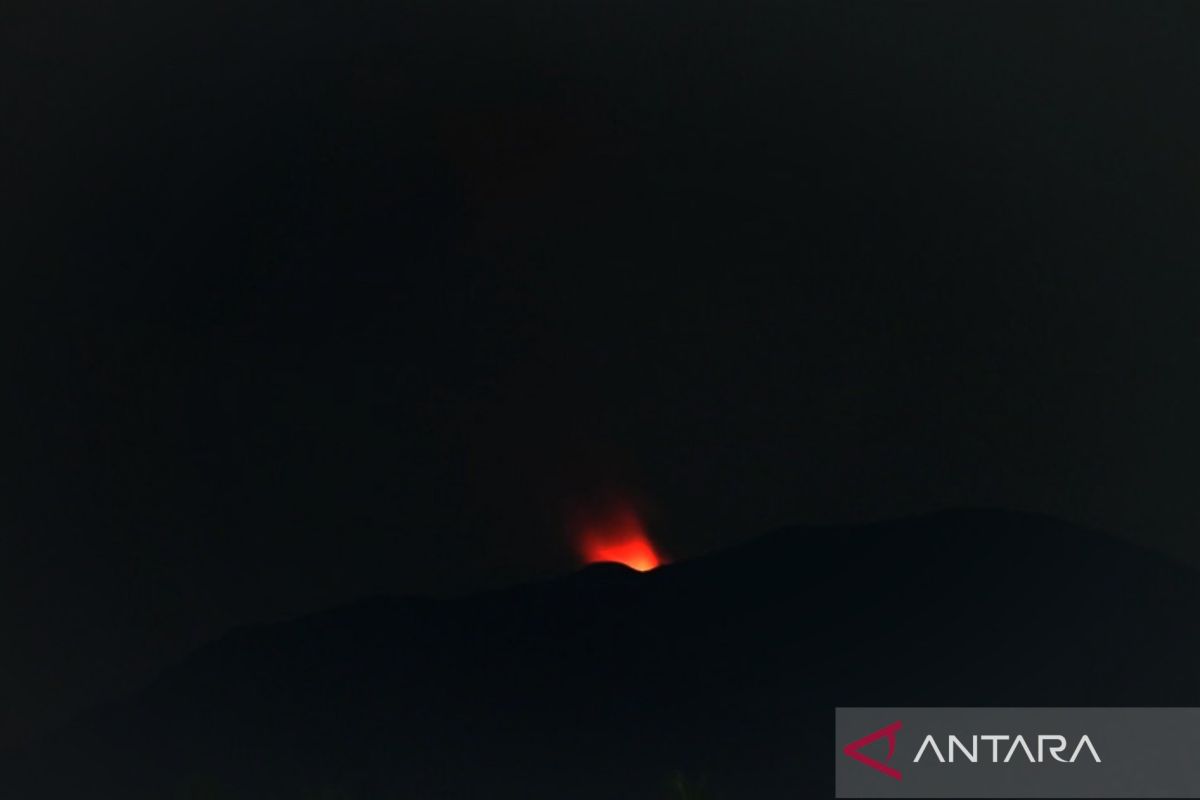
[[5, 509, 1200, 798]]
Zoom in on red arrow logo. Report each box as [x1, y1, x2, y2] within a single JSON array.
[[843, 720, 903, 781]]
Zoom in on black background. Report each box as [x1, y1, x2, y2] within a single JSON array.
[[2, 1, 1198, 748]]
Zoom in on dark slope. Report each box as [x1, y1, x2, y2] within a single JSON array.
[[6, 509, 1200, 799]]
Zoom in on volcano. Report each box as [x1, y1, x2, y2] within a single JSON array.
[[5, 509, 1200, 799], [574, 498, 664, 572]]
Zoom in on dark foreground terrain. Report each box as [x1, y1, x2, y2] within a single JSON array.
[[5, 509, 1200, 798]]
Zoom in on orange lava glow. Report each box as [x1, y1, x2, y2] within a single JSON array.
[[575, 501, 663, 571]]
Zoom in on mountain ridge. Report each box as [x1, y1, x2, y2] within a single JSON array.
[[5, 508, 1198, 799]]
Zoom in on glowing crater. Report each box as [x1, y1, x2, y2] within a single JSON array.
[[574, 499, 663, 572]]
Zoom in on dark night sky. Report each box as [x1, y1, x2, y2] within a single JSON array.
[[3, 1, 1199, 747]]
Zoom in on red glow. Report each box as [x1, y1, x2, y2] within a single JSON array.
[[574, 500, 663, 572]]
